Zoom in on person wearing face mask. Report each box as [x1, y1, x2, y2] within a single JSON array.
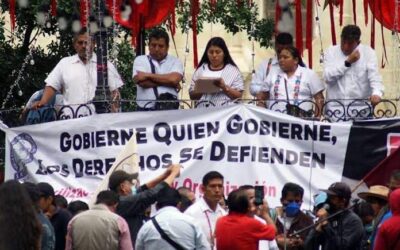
[[304, 182, 365, 250], [273, 183, 313, 250], [108, 164, 181, 246], [189, 37, 244, 108]]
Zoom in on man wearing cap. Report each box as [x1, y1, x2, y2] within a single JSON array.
[[109, 164, 181, 245], [37, 182, 72, 250], [136, 187, 210, 250], [304, 182, 364, 250]]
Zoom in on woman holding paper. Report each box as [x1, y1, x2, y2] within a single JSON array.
[[189, 37, 244, 107], [260, 46, 325, 118]]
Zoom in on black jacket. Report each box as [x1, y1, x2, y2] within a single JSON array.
[[304, 209, 365, 250], [116, 181, 169, 245]]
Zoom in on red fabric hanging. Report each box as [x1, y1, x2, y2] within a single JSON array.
[[379, 0, 388, 68], [51, 0, 57, 16], [80, 0, 89, 28], [210, 0, 216, 11], [275, 0, 282, 32], [105, 0, 174, 29], [368, 0, 400, 32], [191, 0, 200, 67], [352, 0, 356, 25], [295, 0, 303, 54], [339, 0, 343, 26], [306, 0, 313, 68], [105, 0, 175, 47], [381, 22, 387, 68], [371, 1, 375, 49], [9, 0, 16, 31], [171, 8, 176, 36], [364, 0, 368, 25], [328, 1, 337, 45]]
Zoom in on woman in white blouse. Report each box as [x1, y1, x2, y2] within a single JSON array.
[[189, 37, 244, 108], [261, 46, 325, 118]]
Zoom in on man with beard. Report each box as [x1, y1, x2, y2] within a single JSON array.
[[304, 182, 364, 250]]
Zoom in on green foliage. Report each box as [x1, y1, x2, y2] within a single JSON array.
[[176, 0, 275, 48]]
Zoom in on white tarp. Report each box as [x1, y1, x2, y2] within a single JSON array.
[[2, 104, 352, 207]]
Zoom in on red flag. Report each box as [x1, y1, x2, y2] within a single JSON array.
[[295, 0, 303, 55], [363, 145, 400, 187]]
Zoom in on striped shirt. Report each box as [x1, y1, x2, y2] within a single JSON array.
[[189, 63, 244, 108]]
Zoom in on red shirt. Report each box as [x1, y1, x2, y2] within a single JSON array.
[[374, 189, 400, 250], [215, 212, 276, 250]]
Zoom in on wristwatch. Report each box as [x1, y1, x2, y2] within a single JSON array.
[[344, 60, 351, 67]]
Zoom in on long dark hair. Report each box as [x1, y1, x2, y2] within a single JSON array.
[[197, 37, 237, 69], [0, 180, 41, 250], [278, 45, 306, 67]]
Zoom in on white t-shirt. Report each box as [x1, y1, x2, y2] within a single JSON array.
[[261, 66, 324, 113], [184, 197, 227, 248], [132, 54, 184, 108], [45, 54, 124, 106], [323, 44, 384, 121], [189, 63, 244, 108], [250, 56, 280, 96]]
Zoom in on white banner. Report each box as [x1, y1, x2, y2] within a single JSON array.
[[2, 104, 352, 208]]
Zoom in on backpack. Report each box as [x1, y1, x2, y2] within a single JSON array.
[[25, 90, 58, 125]]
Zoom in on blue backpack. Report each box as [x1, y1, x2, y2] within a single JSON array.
[[25, 90, 58, 125]]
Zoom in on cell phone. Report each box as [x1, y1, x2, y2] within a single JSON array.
[[254, 186, 264, 206]]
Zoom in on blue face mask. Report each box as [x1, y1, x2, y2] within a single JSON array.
[[285, 202, 301, 217]]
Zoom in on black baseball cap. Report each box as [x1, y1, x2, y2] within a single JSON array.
[[322, 182, 351, 200], [37, 182, 55, 197], [108, 170, 138, 192]]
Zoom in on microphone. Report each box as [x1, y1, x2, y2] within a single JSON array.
[[321, 203, 330, 211]]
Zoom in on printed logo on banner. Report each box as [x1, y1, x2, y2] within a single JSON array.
[[9, 133, 37, 180], [387, 133, 400, 156]]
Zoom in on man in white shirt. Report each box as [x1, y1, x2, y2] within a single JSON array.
[[250, 33, 293, 108], [33, 29, 123, 115], [136, 187, 210, 250], [323, 24, 384, 121], [185, 171, 227, 249], [132, 29, 184, 111]]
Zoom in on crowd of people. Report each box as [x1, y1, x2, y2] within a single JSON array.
[[0, 165, 399, 250], [24, 23, 383, 122], [5, 18, 394, 250]]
